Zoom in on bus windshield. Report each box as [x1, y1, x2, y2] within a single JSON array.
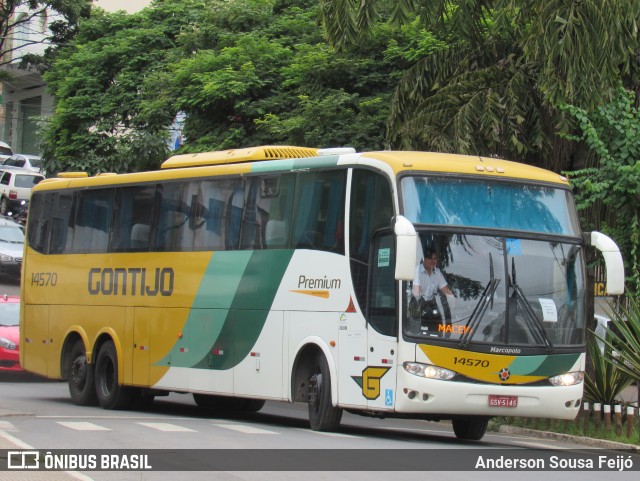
[[401, 176, 580, 236], [403, 233, 585, 349]]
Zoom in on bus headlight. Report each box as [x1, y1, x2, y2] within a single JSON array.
[[403, 362, 456, 380], [549, 371, 584, 386]]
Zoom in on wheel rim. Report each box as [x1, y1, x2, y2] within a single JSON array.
[[309, 370, 323, 414], [99, 357, 116, 398], [70, 356, 87, 389]]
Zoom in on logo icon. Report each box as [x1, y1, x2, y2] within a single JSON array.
[[8, 451, 40, 469], [351, 366, 391, 400], [498, 368, 511, 382]]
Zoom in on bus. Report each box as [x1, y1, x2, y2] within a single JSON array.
[[20, 146, 624, 440]]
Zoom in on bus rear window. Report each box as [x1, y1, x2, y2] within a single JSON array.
[[400, 177, 580, 237]]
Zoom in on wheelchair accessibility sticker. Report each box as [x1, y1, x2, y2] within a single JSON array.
[[385, 389, 393, 407]]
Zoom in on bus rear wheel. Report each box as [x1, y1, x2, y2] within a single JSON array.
[[68, 340, 98, 406], [95, 340, 133, 410], [452, 417, 489, 440], [308, 354, 342, 431]]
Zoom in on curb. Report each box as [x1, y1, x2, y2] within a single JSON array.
[[498, 425, 640, 452]]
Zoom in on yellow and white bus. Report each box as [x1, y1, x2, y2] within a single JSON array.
[[20, 146, 624, 440]]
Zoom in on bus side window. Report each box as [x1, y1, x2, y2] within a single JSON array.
[[349, 169, 393, 313], [49, 193, 74, 254], [261, 174, 294, 249], [72, 189, 114, 253], [110, 185, 155, 252], [291, 170, 345, 253], [27, 192, 50, 253], [226, 180, 245, 249], [155, 182, 196, 251]]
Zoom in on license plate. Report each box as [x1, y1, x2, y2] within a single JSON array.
[[488, 395, 518, 407]]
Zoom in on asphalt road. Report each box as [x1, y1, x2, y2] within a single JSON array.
[[1, 374, 639, 481]]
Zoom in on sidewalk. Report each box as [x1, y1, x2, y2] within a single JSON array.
[[497, 425, 640, 452]]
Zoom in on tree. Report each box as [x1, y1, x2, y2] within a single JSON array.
[[168, 0, 406, 152], [319, 0, 640, 172], [42, 1, 209, 174], [563, 88, 640, 294], [0, 0, 91, 70], [43, 0, 425, 171]]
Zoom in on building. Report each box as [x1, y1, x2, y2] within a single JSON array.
[[0, 1, 150, 156], [0, 7, 54, 155]]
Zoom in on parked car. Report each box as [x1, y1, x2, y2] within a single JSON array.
[[2, 154, 43, 173], [0, 294, 21, 372], [0, 216, 24, 279], [0, 167, 44, 215], [0, 142, 13, 163]]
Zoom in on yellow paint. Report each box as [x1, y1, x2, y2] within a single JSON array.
[[361, 366, 391, 400], [362, 151, 570, 185], [289, 289, 330, 299], [419, 344, 546, 384]]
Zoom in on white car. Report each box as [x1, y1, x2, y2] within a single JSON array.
[[2, 154, 43, 173], [0, 142, 13, 163], [0, 216, 24, 279], [0, 168, 45, 215]]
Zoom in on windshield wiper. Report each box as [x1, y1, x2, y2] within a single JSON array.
[[460, 253, 500, 347], [509, 257, 554, 352]]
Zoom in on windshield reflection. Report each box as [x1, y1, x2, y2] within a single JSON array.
[[404, 233, 585, 349]]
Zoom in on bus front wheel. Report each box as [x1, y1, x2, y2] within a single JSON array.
[[95, 340, 133, 410], [68, 340, 98, 406], [452, 417, 489, 440], [308, 354, 342, 431]]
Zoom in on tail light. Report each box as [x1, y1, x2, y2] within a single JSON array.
[[9, 190, 17, 199]]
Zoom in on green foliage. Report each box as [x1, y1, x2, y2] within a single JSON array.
[[321, 0, 640, 171], [583, 334, 633, 405], [43, 0, 423, 170], [563, 88, 640, 293], [42, 1, 206, 173], [167, 0, 406, 152], [599, 299, 640, 382]]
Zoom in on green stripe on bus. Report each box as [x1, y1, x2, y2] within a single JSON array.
[[205, 249, 294, 369], [157, 250, 294, 370], [509, 353, 580, 376]]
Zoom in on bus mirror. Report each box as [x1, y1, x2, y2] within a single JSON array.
[[589, 231, 625, 295], [393, 215, 419, 281]]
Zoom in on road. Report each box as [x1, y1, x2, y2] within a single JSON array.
[[1, 374, 639, 481], [1, 277, 639, 480]]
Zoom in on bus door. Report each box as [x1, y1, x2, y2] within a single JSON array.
[[366, 232, 398, 411]]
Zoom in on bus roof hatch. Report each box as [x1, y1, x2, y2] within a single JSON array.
[[161, 145, 321, 169]]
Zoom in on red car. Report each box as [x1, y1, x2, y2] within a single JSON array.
[[0, 294, 21, 372]]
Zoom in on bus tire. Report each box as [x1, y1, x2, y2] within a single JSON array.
[[95, 340, 133, 410], [308, 354, 342, 431], [68, 340, 98, 406], [452, 417, 489, 440]]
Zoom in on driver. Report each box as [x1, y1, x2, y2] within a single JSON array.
[[412, 248, 453, 331]]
